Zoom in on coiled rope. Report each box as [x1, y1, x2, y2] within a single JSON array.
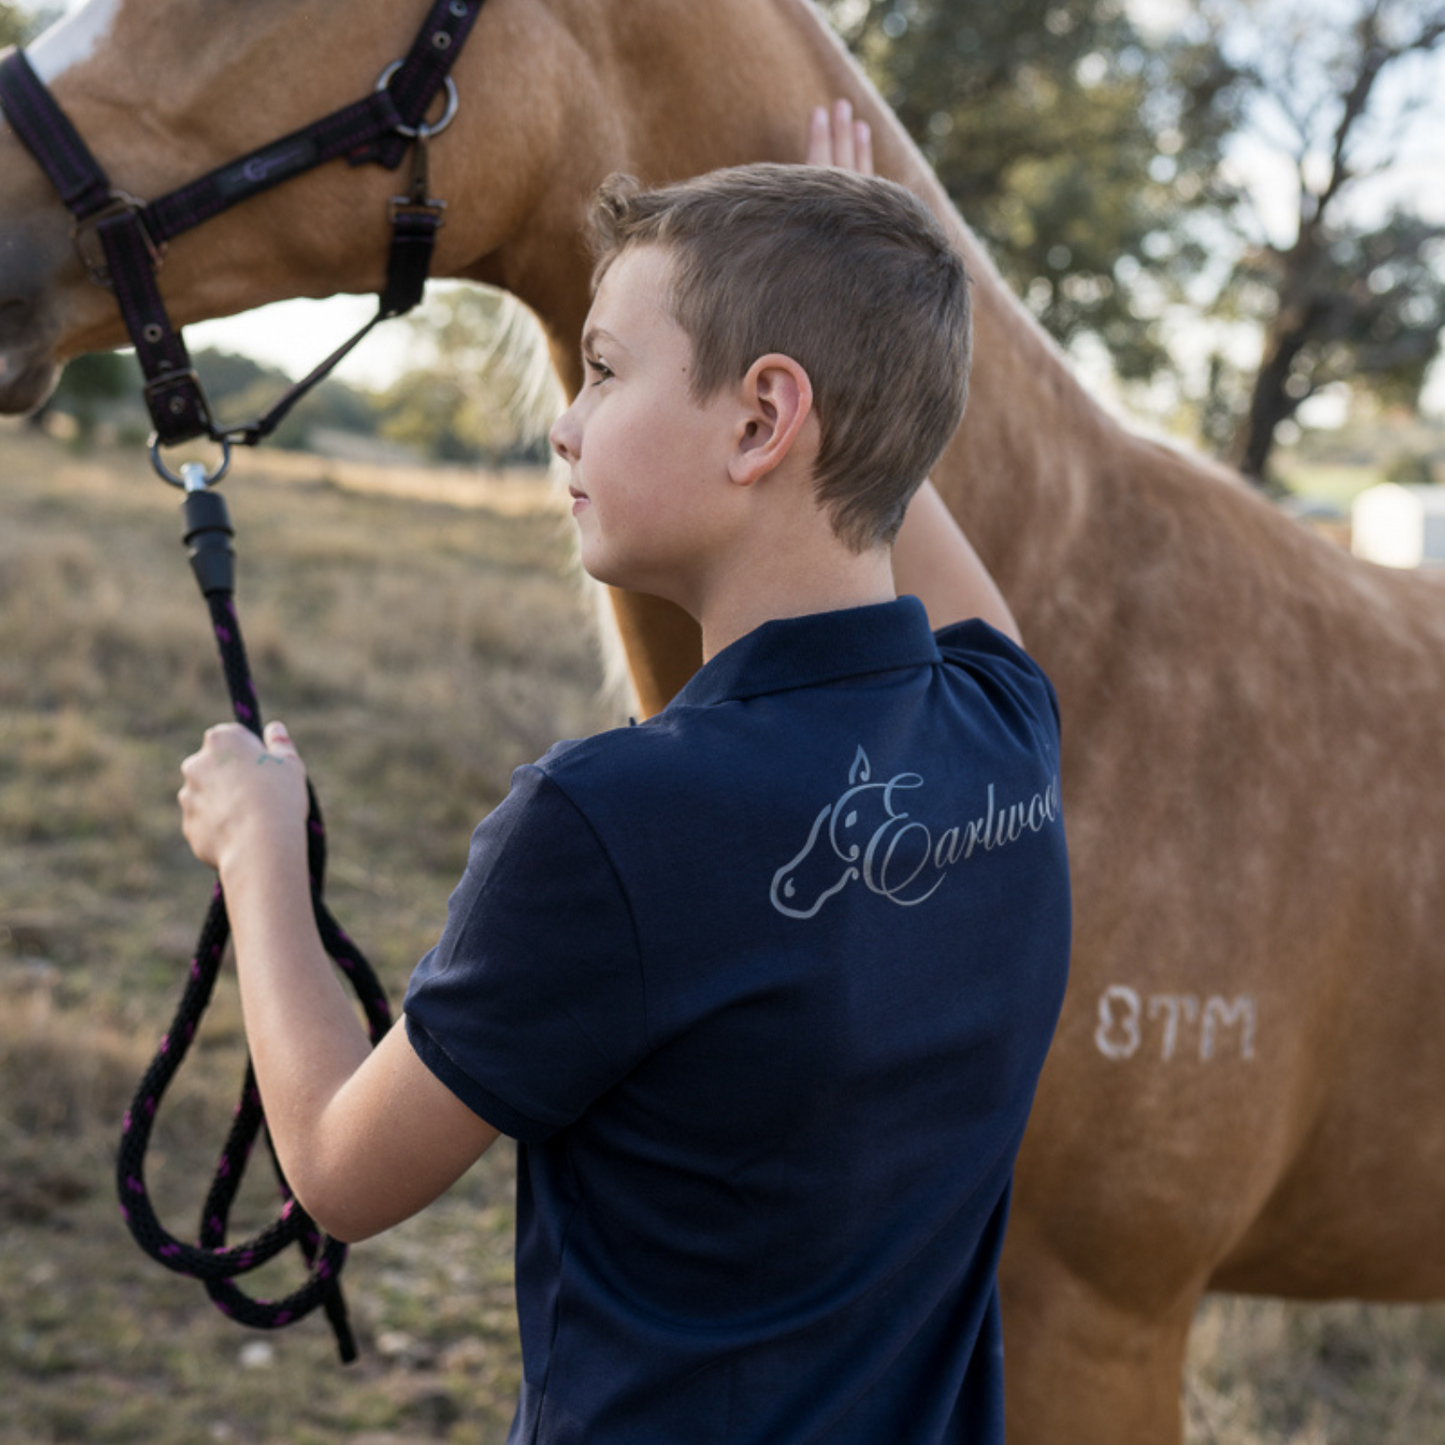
[[115, 471, 392, 1363]]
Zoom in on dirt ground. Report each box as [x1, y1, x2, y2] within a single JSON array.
[[2, 422, 1443, 1443]]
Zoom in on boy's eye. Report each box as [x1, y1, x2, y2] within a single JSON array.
[[585, 355, 614, 385]]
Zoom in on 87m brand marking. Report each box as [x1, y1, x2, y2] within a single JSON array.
[[1094, 986, 1256, 1063]]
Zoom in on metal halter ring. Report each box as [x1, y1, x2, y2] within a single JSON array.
[[374, 61, 460, 138], [149, 436, 232, 491]]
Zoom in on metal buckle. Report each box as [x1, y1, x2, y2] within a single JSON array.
[[71, 191, 163, 287], [144, 365, 205, 407], [387, 129, 447, 226], [387, 198, 448, 227], [373, 61, 460, 139], [142, 365, 216, 439], [149, 435, 231, 490]]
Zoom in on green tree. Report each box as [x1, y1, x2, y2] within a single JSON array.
[[1, 3, 58, 46], [825, 0, 1249, 381], [45, 352, 139, 445], [206, 351, 383, 453], [0, 4, 27, 46], [1197, 0, 1445, 481]]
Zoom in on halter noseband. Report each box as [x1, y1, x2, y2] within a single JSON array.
[[0, 0, 486, 469]]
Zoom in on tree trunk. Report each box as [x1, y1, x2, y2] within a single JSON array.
[[1229, 320, 1307, 485]]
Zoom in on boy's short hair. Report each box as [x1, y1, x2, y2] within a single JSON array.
[[587, 163, 972, 551]]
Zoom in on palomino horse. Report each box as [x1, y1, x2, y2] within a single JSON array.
[[3, 1, 1444, 1439]]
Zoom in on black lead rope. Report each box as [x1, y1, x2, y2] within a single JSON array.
[[115, 469, 392, 1362], [0, 0, 480, 1362]]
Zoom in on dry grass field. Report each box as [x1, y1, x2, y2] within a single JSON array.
[[2, 420, 1443, 1442]]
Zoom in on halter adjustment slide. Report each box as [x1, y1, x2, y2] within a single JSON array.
[[72, 191, 163, 287]]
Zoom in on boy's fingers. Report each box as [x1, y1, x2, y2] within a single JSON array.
[[200, 721, 257, 761], [831, 98, 855, 170], [854, 119, 874, 177], [263, 723, 308, 772], [806, 101, 873, 178], [807, 105, 831, 166]]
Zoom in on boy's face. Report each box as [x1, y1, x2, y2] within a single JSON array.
[[550, 245, 741, 606]]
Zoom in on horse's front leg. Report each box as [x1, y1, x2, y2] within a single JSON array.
[[606, 587, 703, 716], [1000, 1240, 1200, 1445]]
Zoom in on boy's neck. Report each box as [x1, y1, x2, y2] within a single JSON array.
[[695, 539, 897, 661], [677, 445, 899, 661]]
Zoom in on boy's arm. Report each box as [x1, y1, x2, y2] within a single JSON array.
[[179, 721, 498, 1243], [807, 102, 1022, 644], [892, 479, 1022, 643]]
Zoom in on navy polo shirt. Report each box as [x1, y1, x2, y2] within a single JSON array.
[[405, 596, 1070, 1445]]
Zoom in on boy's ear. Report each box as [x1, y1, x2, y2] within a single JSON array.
[[729, 354, 815, 487]]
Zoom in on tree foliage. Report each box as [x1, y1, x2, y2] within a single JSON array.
[[824, 0, 1249, 381], [1197, 0, 1445, 480], [1, 3, 56, 47], [0, 4, 27, 47], [826, 0, 1445, 484], [388, 285, 559, 464], [42, 353, 139, 446]]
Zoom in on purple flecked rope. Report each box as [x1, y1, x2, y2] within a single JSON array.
[[114, 572, 391, 1363]]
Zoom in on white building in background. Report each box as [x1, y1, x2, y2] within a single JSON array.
[[1351, 484, 1445, 569]]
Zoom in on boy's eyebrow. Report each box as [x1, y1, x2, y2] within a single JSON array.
[[581, 326, 621, 356]]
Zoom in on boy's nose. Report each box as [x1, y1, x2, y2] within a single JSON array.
[[550, 407, 579, 464]]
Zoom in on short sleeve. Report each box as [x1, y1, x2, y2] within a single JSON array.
[[404, 765, 648, 1142], [933, 617, 1062, 741]]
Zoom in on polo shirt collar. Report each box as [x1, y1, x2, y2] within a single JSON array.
[[668, 595, 941, 709]]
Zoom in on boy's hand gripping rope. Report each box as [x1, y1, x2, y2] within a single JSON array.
[[115, 465, 392, 1363]]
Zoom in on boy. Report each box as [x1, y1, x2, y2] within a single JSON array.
[[179, 110, 1070, 1444]]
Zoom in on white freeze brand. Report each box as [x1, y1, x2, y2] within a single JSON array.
[[29, 0, 124, 83], [770, 745, 1060, 920]]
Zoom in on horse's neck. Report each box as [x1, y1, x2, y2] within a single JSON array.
[[503, 0, 1129, 597], [769, 1, 1126, 572]]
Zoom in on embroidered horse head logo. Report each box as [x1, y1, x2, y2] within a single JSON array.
[[769, 747, 933, 919]]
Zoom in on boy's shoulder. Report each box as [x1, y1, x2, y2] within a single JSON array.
[[933, 613, 1063, 731], [524, 598, 1060, 821]]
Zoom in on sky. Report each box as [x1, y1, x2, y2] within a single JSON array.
[[186, 295, 417, 392], [13, 0, 1445, 416]]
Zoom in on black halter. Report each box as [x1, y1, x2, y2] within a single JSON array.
[[0, 0, 486, 470]]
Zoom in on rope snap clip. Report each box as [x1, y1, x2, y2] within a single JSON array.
[[150, 435, 231, 491]]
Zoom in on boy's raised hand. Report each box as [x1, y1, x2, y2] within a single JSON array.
[[807, 100, 873, 176]]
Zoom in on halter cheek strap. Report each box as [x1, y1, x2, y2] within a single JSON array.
[[0, 0, 485, 451]]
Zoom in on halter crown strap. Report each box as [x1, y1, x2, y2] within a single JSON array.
[[0, 0, 485, 448]]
